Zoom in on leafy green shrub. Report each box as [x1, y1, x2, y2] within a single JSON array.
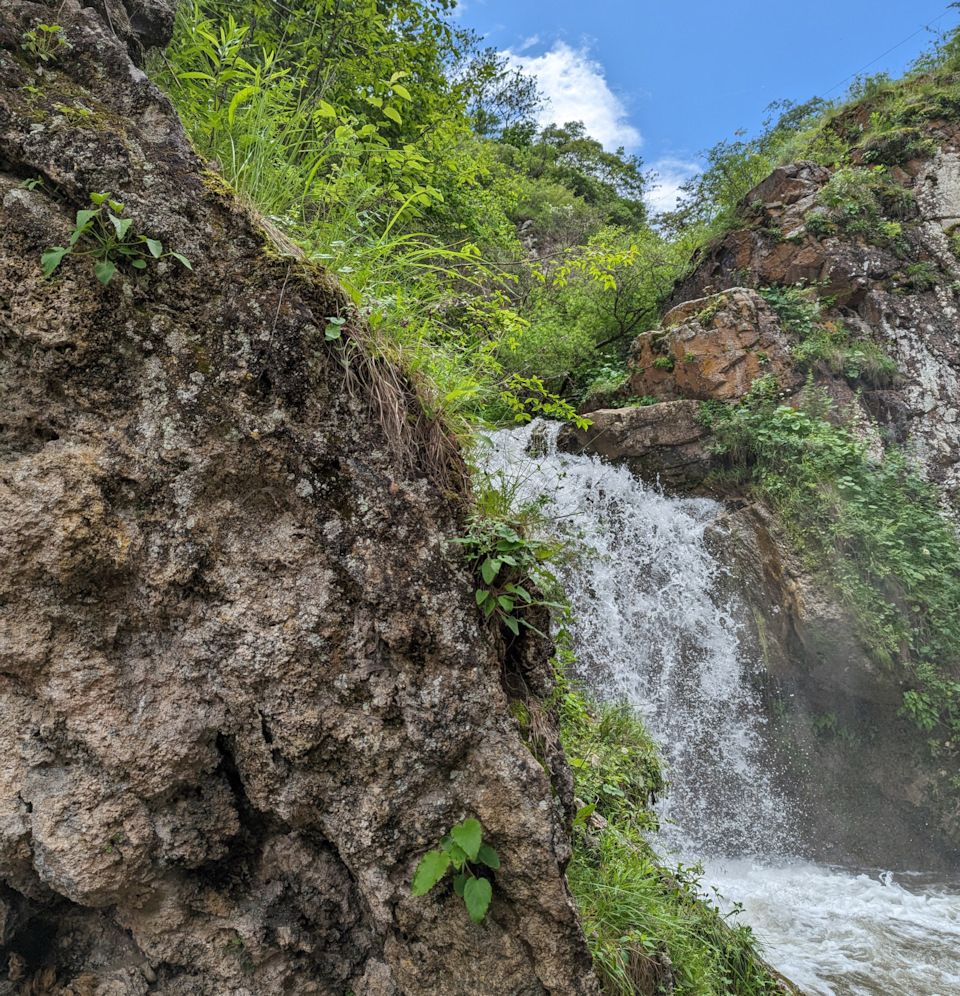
[[759, 285, 897, 385], [555, 660, 781, 996], [411, 819, 500, 923], [700, 382, 960, 738]]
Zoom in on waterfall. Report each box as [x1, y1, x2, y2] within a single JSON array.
[[483, 419, 796, 856], [483, 420, 960, 996]]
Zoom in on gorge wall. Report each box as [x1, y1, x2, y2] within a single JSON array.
[[0, 2, 600, 993], [565, 125, 960, 870]]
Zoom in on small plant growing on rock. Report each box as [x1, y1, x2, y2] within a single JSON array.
[[652, 355, 675, 372], [411, 819, 500, 923], [452, 517, 561, 637], [42, 192, 192, 285], [21, 23, 71, 62]]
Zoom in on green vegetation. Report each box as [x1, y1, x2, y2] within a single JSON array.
[[546, 652, 784, 996], [699, 379, 960, 746], [411, 819, 500, 923], [758, 285, 897, 385], [20, 22, 70, 62], [143, 0, 960, 978], [42, 192, 191, 285]]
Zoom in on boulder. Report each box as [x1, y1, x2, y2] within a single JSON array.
[[559, 401, 714, 490], [0, 2, 599, 994], [629, 288, 803, 404]]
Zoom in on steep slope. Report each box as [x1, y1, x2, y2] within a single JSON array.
[[0, 2, 599, 994]]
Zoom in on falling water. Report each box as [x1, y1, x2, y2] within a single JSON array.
[[484, 420, 960, 996]]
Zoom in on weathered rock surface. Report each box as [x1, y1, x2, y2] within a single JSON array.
[[629, 288, 803, 403], [558, 401, 714, 489], [705, 503, 960, 868], [0, 2, 599, 994], [579, 141, 960, 867]]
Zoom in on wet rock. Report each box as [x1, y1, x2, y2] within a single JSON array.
[[559, 401, 714, 490]]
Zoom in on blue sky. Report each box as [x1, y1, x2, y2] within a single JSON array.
[[454, 1, 960, 209]]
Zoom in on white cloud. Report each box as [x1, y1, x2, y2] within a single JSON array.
[[503, 41, 642, 152], [644, 157, 701, 215]]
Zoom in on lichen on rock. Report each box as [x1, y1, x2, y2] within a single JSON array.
[[0, 2, 599, 993]]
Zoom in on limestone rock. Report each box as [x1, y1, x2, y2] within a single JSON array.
[[0, 2, 599, 994], [629, 288, 803, 404]]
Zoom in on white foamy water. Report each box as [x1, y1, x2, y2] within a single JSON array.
[[483, 421, 960, 996]]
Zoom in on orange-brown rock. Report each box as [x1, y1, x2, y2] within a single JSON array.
[[629, 288, 804, 403]]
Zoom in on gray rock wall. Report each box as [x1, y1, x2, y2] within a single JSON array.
[[0, 3, 599, 993]]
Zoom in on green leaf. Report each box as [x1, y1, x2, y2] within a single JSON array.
[[389, 70, 408, 83], [450, 819, 482, 861], [74, 208, 97, 229], [383, 105, 402, 125], [109, 214, 132, 238], [453, 873, 467, 898], [477, 845, 500, 869], [228, 85, 259, 125], [89, 192, 108, 205], [480, 559, 501, 584], [170, 252, 193, 270], [94, 259, 115, 285], [411, 850, 450, 896], [447, 843, 468, 868], [325, 323, 343, 340], [41, 246, 68, 277], [503, 615, 520, 636], [142, 237, 162, 258], [177, 71, 216, 80], [107, 199, 124, 212], [463, 875, 492, 923], [391, 83, 412, 101], [317, 100, 337, 118], [476, 588, 489, 606], [573, 803, 596, 827], [131, 258, 147, 269], [497, 596, 514, 612]]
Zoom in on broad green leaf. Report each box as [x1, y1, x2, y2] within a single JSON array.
[[453, 873, 467, 898], [475, 588, 489, 606], [389, 70, 408, 83], [383, 105, 402, 125], [325, 323, 342, 340], [482, 598, 497, 618], [131, 258, 147, 269], [228, 85, 259, 125], [450, 819, 482, 861], [480, 558, 501, 584], [463, 875, 492, 923], [447, 843, 468, 868], [497, 596, 514, 612], [170, 252, 192, 270], [573, 804, 596, 826], [142, 237, 162, 258], [411, 849, 450, 896], [392, 83, 412, 101], [89, 192, 108, 205], [109, 214, 132, 238], [440, 835, 454, 852], [41, 247, 68, 277], [317, 100, 337, 118], [94, 259, 115, 285], [477, 845, 500, 869], [503, 615, 520, 636], [107, 199, 124, 212], [74, 208, 97, 228]]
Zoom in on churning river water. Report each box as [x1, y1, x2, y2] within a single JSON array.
[[484, 421, 960, 996]]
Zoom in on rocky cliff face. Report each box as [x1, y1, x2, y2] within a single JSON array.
[[566, 131, 960, 868], [0, 3, 600, 993]]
